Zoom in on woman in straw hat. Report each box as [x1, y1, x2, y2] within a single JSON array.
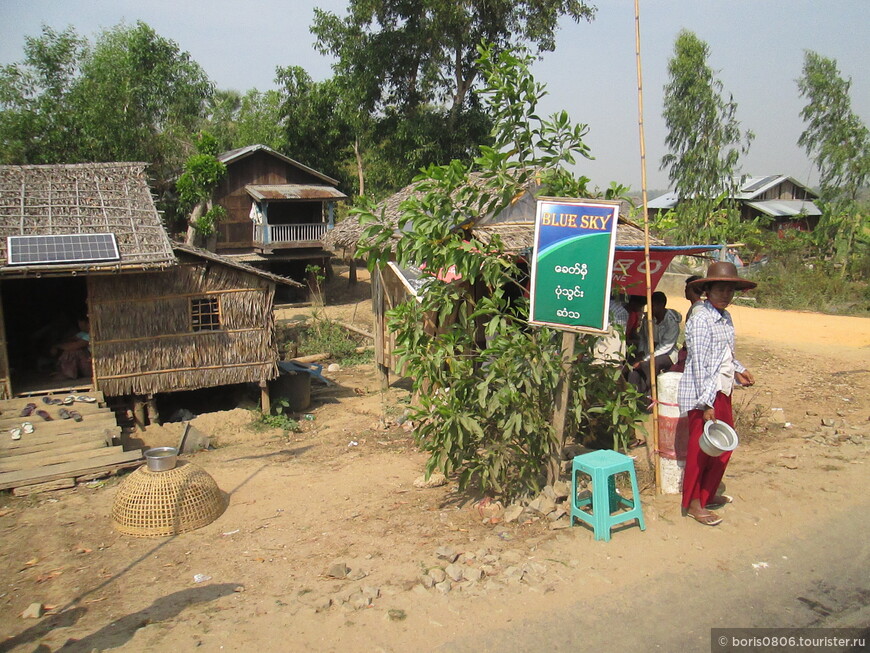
[[677, 261, 756, 526]]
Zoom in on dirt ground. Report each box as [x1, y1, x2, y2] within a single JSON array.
[[1, 270, 869, 652]]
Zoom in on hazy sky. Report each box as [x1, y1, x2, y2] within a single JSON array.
[[1, 0, 868, 191]]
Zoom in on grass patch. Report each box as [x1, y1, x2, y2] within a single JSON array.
[[277, 316, 371, 364]]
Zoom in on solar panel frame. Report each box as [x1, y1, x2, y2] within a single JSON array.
[[6, 233, 121, 266]]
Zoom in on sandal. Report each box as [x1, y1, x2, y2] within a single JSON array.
[[22, 422, 34, 434], [68, 410, 83, 422], [628, 438, 646, 449], [10, 427, 21, 441], [35, 409, 53, 422], [59, 408, 72, 420], [62, 396, 75, 405], [706, 494, 734, 509], [20, 403, 36, 417], [74, 396, 96, 403], [687, 511, 722, 526]]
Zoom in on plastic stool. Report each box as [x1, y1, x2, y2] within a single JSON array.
[[570, 449, 646, 541]]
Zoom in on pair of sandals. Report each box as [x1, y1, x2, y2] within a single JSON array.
[[687, 495, 735, 527], [59, 408, 83, 422], [42, 395, 95, 405], [9, 422, 35, 440], [20, 404, 52, 421]]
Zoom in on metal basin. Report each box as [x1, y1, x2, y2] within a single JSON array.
[[145, 447, 178, 472]]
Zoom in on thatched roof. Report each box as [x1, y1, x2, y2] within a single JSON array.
[[0, 163, 176, 275], [324, 171, 660, 254], [173, 243, 303, 287]]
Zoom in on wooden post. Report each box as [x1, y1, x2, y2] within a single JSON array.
[[260, 379, 271, 415], [145, 394, 159, 426], [132, 397, 147, 433], [548, 331, 576, 485], [634, 0, 662, 493], [372, 267, 389, 390]]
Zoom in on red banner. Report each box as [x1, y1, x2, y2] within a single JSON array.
[[610, 250, 681, 292]]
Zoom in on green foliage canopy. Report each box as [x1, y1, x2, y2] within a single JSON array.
[[797, 51, 870, 271], [357, 44, 644, 498], [659, 30, 754, 244]]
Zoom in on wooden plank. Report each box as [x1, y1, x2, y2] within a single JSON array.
[[12, 478, 76, 496], [0, 441, 118, 472], [0, 428, 116, 453], [0, 438, 108, 459], [0, 449, 143, 490], [0, 419, 118, 448], [0, 445, 129, 473]]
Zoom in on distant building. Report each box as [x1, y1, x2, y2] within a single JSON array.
[[212, 144, 349, 291], [647, 175, 821, 233]]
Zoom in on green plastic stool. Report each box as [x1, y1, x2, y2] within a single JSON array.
[[570, 449, 646, 541]]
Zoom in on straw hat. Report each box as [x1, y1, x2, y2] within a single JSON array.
[[687, 261, 757, 291]]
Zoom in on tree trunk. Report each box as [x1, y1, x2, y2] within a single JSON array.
[[354, 137, 365, 197], [185, 202, 206, 246]]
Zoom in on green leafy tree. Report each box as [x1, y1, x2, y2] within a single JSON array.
[[72, 22, 213, 190], [177, 132, 227, 242], [797, 51, 870, 272], [660, 30, 754, 244], [0, 26, 88, 163], [357, 44, 644, 498]]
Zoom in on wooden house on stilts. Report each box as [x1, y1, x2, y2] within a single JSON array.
[[0, 163, 301, 408]]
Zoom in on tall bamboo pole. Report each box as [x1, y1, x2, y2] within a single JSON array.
[[634, 0, 662, 493]]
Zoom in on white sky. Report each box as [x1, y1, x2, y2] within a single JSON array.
[[1, 0, 868, 191]]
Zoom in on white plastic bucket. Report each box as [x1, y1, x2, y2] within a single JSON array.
[[699, 420, 739, 457]]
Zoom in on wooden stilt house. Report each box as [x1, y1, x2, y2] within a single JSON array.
[[0, 163, 301, 401]]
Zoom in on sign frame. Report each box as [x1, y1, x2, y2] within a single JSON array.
[[528, 197, 621, 335]]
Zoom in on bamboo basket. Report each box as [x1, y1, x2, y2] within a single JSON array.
[[111, 461, 226, 537]]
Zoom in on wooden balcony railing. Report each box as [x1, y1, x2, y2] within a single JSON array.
[[253, 222, 328, 245]]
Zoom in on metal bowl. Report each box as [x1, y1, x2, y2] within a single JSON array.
[[145, 447, 178, 472], [700, 421, 739, 457]]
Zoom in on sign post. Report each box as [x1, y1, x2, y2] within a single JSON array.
[[529, 198, 621, 481], [529, 198, 621, 334]]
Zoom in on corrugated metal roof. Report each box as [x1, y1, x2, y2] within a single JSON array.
[[246, 184, 348, 202], [647, 192, 679, 209], [219, 144, 340, 186], [744, 200, 822, 218]]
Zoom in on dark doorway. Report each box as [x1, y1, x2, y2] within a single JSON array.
[[1, 277, 89, 394]]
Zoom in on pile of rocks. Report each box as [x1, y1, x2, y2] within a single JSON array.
[[416, 546, 550, 595], [803, 413, 867, 447], [482, 480, 574, 530]]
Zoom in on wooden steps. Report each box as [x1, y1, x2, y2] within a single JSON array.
[[0, 392, 143, 492]]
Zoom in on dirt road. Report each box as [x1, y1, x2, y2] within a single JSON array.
[[1, 302, 868, 652]]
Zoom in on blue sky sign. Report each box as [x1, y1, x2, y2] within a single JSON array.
[[528, 198, 620, 334]]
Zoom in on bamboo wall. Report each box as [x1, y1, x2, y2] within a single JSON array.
[[88, 263, 278, 396]]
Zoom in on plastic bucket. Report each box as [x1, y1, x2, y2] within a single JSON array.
[[699, 421, 739, 457]]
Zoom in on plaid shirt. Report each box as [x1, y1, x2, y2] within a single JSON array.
[[677, 300, 746, 413]]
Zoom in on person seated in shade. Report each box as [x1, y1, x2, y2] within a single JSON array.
[[51, 316, 92, 380], [670, 274, 704, 373], [626, 291, 682, 399]]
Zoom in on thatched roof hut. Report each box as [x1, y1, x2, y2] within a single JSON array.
[[0, 162, 301, 401], [0, 163, 175, 276], [324, 172, 661, 255]]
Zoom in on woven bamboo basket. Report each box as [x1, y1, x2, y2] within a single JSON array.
[[112, 461, 226, 537]]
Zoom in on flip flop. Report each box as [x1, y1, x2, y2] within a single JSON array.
[[74, 396, 96, 403], [62, 396, 75, 405], [68, 410, 83, 422], [59, 408, 72, 420], [20, 403, 36, 417], [10, 427, 21, 440], [706, 494, 734, 509], [628, 438, 646, 449], [35, 409, 53, 422], [21, 422, 34, 434], [687, 512, 722, 526]]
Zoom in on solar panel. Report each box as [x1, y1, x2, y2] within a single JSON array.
[[7, 233, 120, 266]]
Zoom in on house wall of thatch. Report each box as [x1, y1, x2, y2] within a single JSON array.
[[88, 262, 277, 396]]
